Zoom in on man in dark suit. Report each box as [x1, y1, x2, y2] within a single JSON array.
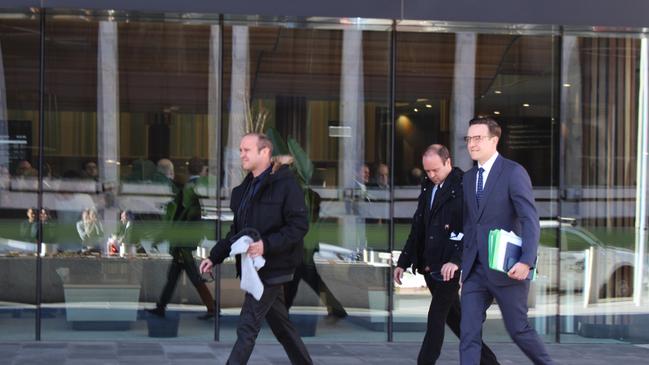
[[395, 144, 499, 365], [460, 117, 554, 365]]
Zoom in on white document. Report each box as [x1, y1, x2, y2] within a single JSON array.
[[229, 235, 266, 301]]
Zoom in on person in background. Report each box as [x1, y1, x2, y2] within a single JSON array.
[[147, 158, 215, 320]]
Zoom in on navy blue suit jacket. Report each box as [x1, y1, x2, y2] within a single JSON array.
[[461, 154, 540, 286]]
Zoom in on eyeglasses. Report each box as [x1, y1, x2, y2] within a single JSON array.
[[463, 135, 492, 144], [200, 270, 215, 283]]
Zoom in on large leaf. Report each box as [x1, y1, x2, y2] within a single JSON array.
[[287, 137, 313, 184], [265, 127, 290, 156]]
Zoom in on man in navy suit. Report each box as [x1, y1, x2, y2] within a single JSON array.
[[459, 117, 554, 365]]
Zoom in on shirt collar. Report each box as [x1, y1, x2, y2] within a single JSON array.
[[478, 152, 499, 174], [253, 165, 272, 184]]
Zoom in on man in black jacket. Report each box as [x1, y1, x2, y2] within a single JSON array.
[[394, 144, 499, 365], [200, 133, 312, 365]]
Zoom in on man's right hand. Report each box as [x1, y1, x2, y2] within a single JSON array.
[[199, 258, 214, 273], [393, 267, 405, 285]]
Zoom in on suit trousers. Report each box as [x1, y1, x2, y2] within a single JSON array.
[[419, 274, 499, 365], [228, 283, 313, 365], [284, 262, 347, 318], [460, 262, 554, 365], [158, 248, 213, 312]]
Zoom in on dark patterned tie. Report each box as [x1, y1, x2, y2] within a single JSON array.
[[476, 167, 485, 207]]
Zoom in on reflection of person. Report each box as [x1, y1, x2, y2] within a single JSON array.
[[76, 208, 104, 249], [460, 117, 554, 365], [281, 158, 347, 321], [200, 133, 313, 365], [409, 167, 424, 185], [81, 161, 99, 181], [115, 210, 133, 244], [107, 210, 134, 255], [15, 160, 36, 177], [20, 208, 38, 242], [147, 158, 215, 320], [372, 163, 389, 189], [394, 144, 499, 365]]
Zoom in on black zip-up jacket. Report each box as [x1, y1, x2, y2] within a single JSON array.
[[397, 166, 464, 275], [209, 163, 308, 285]]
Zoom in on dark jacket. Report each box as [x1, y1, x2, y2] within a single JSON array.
[[397, 166, 464, 275], [209, 163, 309, 284]]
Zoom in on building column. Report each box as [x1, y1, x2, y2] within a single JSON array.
[[97, 21, 120, 234], [224, 26, 249, 193], [450, 32, 476, 170], [0, 41, 8, 169], [339, 28, 366, 250], [634, 37, 648, 306], [208, 24, 221, 197]]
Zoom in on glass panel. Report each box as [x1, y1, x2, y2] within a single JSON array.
[[41, 11, 217, 340], [559, 33, 646, 343], [0, 9, 40, 340], [393, 24, 558, 343], [219, 19, 391, 342]]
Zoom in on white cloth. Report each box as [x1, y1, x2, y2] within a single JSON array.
[[229, 235, 266, 300]]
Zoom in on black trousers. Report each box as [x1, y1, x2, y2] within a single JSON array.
[[158, 247, 210, 309], [228, 283, 313, 365], [284, 263, 347, 317], [419, 274, 500, 365]]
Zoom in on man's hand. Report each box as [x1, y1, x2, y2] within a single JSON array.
[[441, 262, 459, 281], [508, 262, 530, 281], [247, 240, 264, 258], [394, 267, 405, 285], [199, 258, 214, 273]]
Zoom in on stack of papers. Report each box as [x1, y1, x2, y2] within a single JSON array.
[[488, 229, 536, 281]]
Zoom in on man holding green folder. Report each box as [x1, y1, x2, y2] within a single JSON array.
[[459, 117, 554, 365]]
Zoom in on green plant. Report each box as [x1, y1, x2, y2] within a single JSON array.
[[266, 127, 318, 223]]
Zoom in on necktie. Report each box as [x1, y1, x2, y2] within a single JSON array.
[[429, 185, 438, 210], [476, 167, 485, 207]]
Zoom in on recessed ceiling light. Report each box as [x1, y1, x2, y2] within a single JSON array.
[[425, 104, 432, 108], [493, 111, 501, 115], [414, 108, 419, 112], [523, 103, 530, 107], [494, 90, 502, 94], [563, 83, 572, 87]]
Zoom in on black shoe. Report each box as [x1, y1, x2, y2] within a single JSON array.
[[196, 312, 215, 320], [146, 307, 165, 318]]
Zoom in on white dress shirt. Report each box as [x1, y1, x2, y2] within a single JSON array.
[[476, 152, 499, 192]]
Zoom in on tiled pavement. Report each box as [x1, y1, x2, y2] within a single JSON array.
[[1, 341, 649, 364]]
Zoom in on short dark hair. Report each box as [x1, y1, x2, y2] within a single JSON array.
[[244, 133, 274, 155], [469, 117, 502, 138], [422, 144, 451, 164], [187, 157, 204, 175]]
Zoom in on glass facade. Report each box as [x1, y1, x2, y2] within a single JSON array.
[[0, 8, 648, 345]]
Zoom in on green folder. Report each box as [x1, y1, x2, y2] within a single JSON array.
[[488, 229, 537, 281]]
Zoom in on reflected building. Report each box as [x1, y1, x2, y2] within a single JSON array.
[[0, 0, 647, 347]]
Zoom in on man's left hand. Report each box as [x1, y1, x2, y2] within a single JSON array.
[[508, 262, 530, 281], [247, 240, 264, 258], [440, 262, 459, 281]]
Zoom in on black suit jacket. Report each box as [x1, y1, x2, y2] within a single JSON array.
[[398, 167, 464, 274]]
